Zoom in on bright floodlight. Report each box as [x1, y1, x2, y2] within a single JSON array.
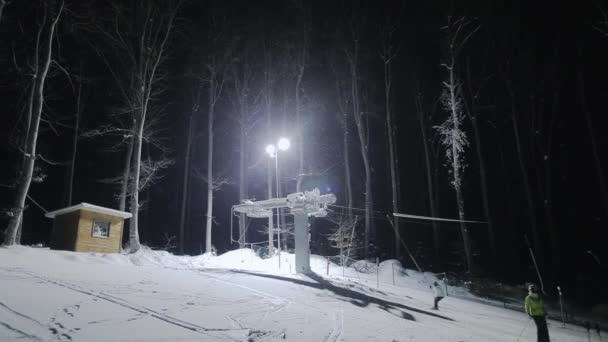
[[277, 137, 290, 151], [265, 144, 276, 156]]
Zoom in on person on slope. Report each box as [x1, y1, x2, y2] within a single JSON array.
[[524, 284, 550, 342], [431, 281, 445, 310]]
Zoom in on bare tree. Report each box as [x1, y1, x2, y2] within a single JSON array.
[[344, 11, 373, 257], [0, 0, 7, 25], [327, 211, 359, 267], [291, 0, 309, 181], [262, 40, 275, 255], [203, 16, 229, 254], [66, 69, 85, 206], [578, 68, 608, 220], [178, 81, 199, 254], [587, 14, 608, 219], [463, 55, 497, 260], [435, 16, 478, 273], [380, 22, 402, 259], [129, 2, 178, 252], [504, 67, 543, 268], [526, 43, 562, 276], [414, 86, 442, 265], [4, 1, 64, 246], [89, 1, 180, 252], [230, 44, 259, 248], [330, 58, 353, 219], [118, 131, 134, 211]]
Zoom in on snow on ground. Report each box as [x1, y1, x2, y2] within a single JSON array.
[[0, 246, 594, 341]]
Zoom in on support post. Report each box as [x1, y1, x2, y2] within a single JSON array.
[[557, 286, 566, 327], [376, 257, 380, 289], [294, 213, 310, 273]]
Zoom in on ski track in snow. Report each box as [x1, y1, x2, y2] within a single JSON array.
[[322, 307, 344, 342], [195, 269, 293, 323], [0, 248, 596, 342], [1, 267, 249, 341], [0, 320, 42, 341]]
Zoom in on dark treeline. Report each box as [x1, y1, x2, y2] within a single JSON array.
[[1, 0, 606, 303]]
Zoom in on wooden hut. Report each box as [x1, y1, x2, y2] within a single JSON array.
[[45, 202, 132, 253]]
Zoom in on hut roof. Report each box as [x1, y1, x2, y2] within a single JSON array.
[[45, 202, 132, 219]]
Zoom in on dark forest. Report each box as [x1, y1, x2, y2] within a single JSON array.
[[1, 0, 607, 306]]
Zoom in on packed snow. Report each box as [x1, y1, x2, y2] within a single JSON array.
[[0, 246, 594, 341]]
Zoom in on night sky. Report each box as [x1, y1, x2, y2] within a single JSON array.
[[1, 0, 606, 304]]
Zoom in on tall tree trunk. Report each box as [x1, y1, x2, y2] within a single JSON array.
[[331, 65, 353, 218], [0, 0, 6, 24], [506, 80, 543, 267], [129, 115, 144, 252], [445, 55, 474, 273], [127, 2, 177, 253], [534, 85, 560, 280], [466, 101, 496, 260], [4, 2, 62, 246], [178, 109, 194, 254], [415, 91, 441, 265], [119, 128, 134, 211], [464, 50, 496, 263], [343, 122, 353, 217], [295, 65, 305, 178], [204, 81, 216, 254], [142, 145, 152, 230], [347, 35, 372, 257], [239, 124, 247, 248], [15, 16, 43, 245], [264, 50, 275, 255], [67, 78, 83, 206], [279, 77, 287, 243], [578, 71, 608, 219], [293, 1, 308, 184], [382, 46, 401, 259]]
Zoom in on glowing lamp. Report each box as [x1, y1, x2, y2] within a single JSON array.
[[265, 144, 276, 157], [277, 137, 290, 151]]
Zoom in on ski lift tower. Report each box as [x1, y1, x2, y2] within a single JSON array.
[[232, 188, 336, 273]]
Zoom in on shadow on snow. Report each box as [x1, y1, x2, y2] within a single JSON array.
[[229, 270, 455, 323]]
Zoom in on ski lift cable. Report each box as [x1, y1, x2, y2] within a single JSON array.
[[326, 208, 434, 226], [27, 194, 48, 213], [327, 204, 399, 222], [328, 204, 487, 225], [393, 212, 487, 224], [328, 204, 389, 217]]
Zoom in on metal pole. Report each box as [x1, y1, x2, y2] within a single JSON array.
[[267, 159, 274, 257], [276, 152, 281, 269], [376, 257, 380, 289], [557, 286, 566, 327], [525, 234, 545, 293]]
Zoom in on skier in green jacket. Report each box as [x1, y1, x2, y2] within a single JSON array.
[[524, 284, 550, 342]]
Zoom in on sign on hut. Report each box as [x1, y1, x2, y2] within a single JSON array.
[[45, 203, 132, 253]]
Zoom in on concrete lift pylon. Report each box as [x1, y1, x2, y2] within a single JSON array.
[[232, 188, 336, 274]]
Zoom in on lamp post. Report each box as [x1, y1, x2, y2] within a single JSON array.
[[266, 137, 290, 268]]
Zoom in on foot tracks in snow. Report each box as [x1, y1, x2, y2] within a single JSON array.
[[3, 267, 273, 341]]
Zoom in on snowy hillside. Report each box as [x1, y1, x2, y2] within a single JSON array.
[[0, 246, 593, 341]]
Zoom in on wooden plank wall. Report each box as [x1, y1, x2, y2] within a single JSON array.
[[75, 210, 124, 253], [50, 211, 80, 251]]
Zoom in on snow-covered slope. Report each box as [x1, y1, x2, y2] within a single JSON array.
[[0, 246, 592, 341]]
